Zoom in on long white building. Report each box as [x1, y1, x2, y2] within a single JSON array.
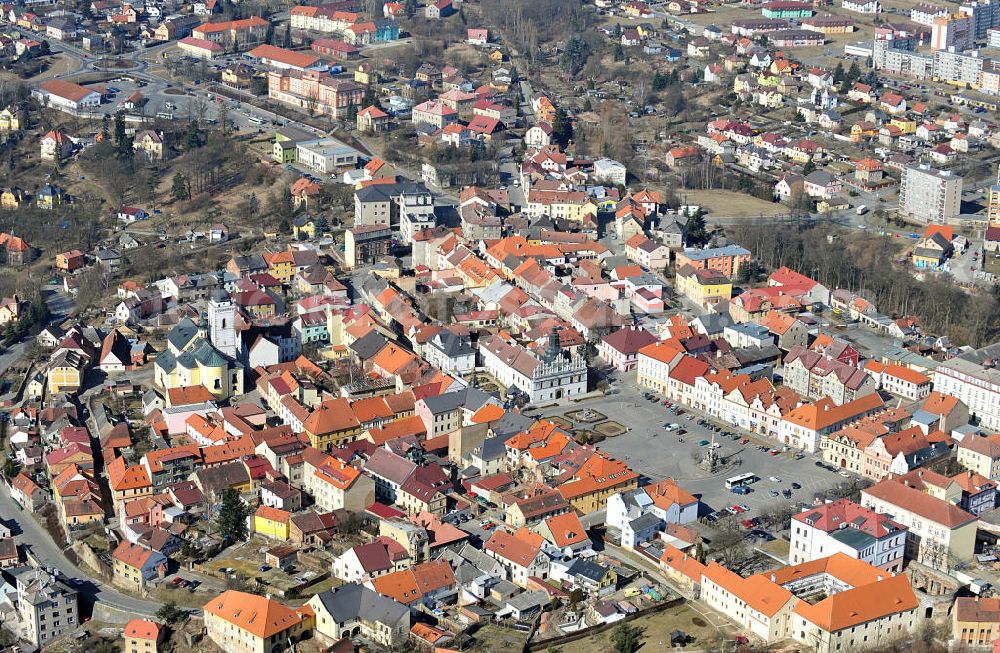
[[479, 331, 586, 403], [933, 343, 1000, 430], [789, 499, 907, 572]]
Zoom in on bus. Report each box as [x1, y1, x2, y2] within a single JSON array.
[[725, 473, 759, 489]]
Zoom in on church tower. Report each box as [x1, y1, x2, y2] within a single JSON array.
[[208, 287, 237, 359]]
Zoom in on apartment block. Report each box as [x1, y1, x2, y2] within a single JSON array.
[[899, 164, 962, 223]]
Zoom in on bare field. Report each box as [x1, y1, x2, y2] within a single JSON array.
[[570, 603, 731, 653], [678, 189, 788, 217]]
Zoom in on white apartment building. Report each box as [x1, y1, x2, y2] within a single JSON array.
[[911, 3, 950, 25], [933, 47, 985, 85], [14, 569, 79, 648], [899, 164, 963, 223], [933, 343, 1000, 430], [789, 499, 907, 571], [861, 479, 978, 569]]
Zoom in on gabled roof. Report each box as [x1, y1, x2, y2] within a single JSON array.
[[202, 590, 303, 639]]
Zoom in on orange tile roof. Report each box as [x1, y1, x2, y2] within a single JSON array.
[[540, 512, 589, 548], [864, 478, 977, 528], [167, 385, 216, 406], [556, 451, 638, 501], [767, 553, 883, 588], [112, 540, 157, 569], [793, 573, 916, 633], [124, 620, 161, 641], [702, 561, 793, 618], [371, 560, 455, 604], [921, 391, 960, 415], [202, 590, 303, 639], [660, 543, 707, 583], [107, 456, 152, 492], [303, 398, 360, 435], [485, 529, 541, 567], [314, 459, 362, 490], [255, 505, 290, 524], [647, 478, 697, 511], [350, 396, 393, 424], [471, 403, 505, 423], [638, 340, 684, 366], [884, 364, 930, 386], [370, 344, 420, 376], [784, 393, 884, 431]]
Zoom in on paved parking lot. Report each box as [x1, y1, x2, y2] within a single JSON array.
[[541, 377, 852, 522]]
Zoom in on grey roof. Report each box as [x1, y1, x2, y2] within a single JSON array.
[[490, 411, 534, 438], [693, 312, 733, 336], [804, 170, 836, 186], [166, 317, 200, 352], [194, 461, 250, 497], [473, 435, 506, 462], [829, 527, 875, 550], [440, 543, 504, 576], [421, 390, 467, 415], [505, 589, 548, 612], [365, 448, 417, 485], [315, 583, 409, 627], [431, 330, 473, 358], [567, 558, 612, 583], [350, 330, 389, 361], [628, 512, 663, 534], [231, 254, 267, 272], [463, 387, 498, 412]]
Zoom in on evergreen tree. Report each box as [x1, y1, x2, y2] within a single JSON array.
[[559, 35, 590, 78], [101, 114, 111, 142], [216, 488, 249, 542], [362, 84, 377, 109], [404, 0, 417, 17], [279, 186, 294, 221], [284, 23, 292, 48], [113, 111, 126, 145], [171, 172, 189, 201], [183, 120, 202, 150], [846, 60, 861, 84], [610, 623, 643, 653], [832, 62, 845, 84], [551, 106, 572, 147], [612, 43, 625, 61], [156, 601, 184, 625], [685, 211, 709, 247]]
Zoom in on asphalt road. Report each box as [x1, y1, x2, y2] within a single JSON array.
[[0, 288, 160, 616], [0, 481, 161, 617]]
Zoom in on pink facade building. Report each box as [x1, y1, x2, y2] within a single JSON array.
[[267, 70, 364, 119]]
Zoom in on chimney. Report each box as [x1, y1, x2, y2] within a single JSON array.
[[771, 573, 776, 582]]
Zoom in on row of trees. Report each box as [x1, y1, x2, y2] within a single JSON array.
[[728, 222, 1000, 347]]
